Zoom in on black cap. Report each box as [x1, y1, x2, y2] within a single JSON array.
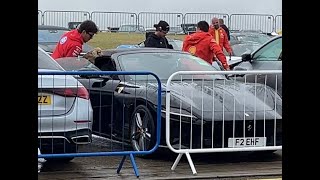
[[156, 20, 170, 32]]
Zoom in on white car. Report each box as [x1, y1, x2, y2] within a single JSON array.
[[38, 47, 93, 161]]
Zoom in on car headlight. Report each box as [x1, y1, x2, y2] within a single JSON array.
[[161, 109, 199, 124]]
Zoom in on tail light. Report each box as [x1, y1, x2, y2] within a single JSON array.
[[40, 87, 89, 99]]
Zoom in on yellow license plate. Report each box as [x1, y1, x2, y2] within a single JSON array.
[[38, 95, 51, 105]]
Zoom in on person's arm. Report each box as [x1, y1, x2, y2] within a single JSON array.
[[144, 37, 156, 47], [165, 38, 173, 49], [226, 28, 230, 41], [222, 30, 232, 55], [65, 44, 82, 57], [209, 39, 230, 70]]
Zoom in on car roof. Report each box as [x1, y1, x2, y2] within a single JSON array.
[[100, 48, 187, 57], [38, 25, 69, 30]]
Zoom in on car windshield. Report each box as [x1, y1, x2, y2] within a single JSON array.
[[230, 43, 262, 56], [118, 52, 226, 81], [169, 39, 183, 50], [235, 34, 271, 44], [38, 29, 68, 42], [38, 48, 64, 70], [55, 57, 100, 71], [253, 36, 282, 61]]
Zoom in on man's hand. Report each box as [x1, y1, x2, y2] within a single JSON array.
[[223, 63, 230, 70], [83, 47, 102, 63]]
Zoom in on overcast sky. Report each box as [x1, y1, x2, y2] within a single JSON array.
[[38, 0, 282, 16]]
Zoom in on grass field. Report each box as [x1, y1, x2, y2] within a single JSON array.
[[87, 32, 186, 49]]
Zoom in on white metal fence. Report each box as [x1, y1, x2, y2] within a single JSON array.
[[38, 10, 282, 33], [165, 70, 282, 175]]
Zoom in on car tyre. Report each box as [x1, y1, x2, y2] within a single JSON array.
[[130, 105, 156, 153]]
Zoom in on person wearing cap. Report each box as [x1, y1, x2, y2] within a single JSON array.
[[182, 21, 230, 70], [144, 20, 173, 49]]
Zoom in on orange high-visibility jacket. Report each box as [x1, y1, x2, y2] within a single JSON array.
[[182, 31, 229, 69], [208, 26, 232, 53]]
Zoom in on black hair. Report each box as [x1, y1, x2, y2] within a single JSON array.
[[197, 21, 209, 32], [219, 18, 224, 24], [78, 20, 99, 34]]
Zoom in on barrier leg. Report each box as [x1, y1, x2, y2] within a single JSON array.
[[117, 155, 127, 174], [171, 153, 183, 170], [129, 153, 140, 178], [185, 152, 197, 175]]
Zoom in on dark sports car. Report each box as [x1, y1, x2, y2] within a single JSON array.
[[56, 48, 282, 152], [38, 25, 93, 55]]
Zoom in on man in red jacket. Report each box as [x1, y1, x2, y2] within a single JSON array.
[[182, 21, 229, 70], [209, 17, 233, 56], [51, 20, 99, 60]]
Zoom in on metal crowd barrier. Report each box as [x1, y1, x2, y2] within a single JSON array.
[[274, 15, 282, 32], [229, 14, 274, 33], [91, 12, 138, 32], [38, 10, 282, 33], [165, 70, 282, 175], [38, 10, 43, 25], [38, 71, 162, 178], [42, 10, 91, 28], [138, 12, 184, 30]]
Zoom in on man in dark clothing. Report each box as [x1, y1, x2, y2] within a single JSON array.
[[144, 20, 173, 49], [219, 18, 230, 41]]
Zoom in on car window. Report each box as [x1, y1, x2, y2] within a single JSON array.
[[230, 35, 237, 41], [117, 52, 226, 81], [236, 34, 271, 44], [253, 37, 282, 61], [169, 40, 183, 50], [55, 57, 99, 71], [230, 43, 261, 56], [38, 29, 68, 42], [38, 48, 64, 70]]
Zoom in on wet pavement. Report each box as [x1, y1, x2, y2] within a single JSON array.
[[38, 136, 282, 179]]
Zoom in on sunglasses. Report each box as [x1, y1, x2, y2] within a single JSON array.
[[87, 32, 94, 38]]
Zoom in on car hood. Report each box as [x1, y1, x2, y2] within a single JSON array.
[[125, 80, 282, 121], [227, 56, 242, 65]]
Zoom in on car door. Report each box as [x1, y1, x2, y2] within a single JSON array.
[[250, 36, 282, 96]]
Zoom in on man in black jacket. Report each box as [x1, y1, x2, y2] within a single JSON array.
[[144, 20, 173, 49], [219, 18, 230, 41]]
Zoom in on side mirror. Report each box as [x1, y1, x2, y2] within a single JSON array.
[[241, 53, 252, 62], [92, 76, 111, 87]]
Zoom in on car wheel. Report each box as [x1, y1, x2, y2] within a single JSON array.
[[130, 105, 155, 152]]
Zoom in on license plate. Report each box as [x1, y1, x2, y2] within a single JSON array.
[[38, 95, 51, 105], [228, 137, 266, 147]]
